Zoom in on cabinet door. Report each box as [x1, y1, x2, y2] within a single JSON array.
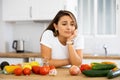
[[65, 0, 78, 18], [2, 0, 30, 21], [2, 0, 77, 21], [30, 0, 65, 20]]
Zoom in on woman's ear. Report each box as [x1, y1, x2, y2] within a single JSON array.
[[53, 23, 58, 30]]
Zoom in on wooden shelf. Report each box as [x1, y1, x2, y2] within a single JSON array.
[[0, 52, 120, 60], [0, 52, 40, 58]]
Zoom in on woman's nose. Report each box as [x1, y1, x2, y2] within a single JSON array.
[[66, 25, 71, 29]]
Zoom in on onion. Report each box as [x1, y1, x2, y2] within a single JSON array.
[[49, 69, 57, 76], [69, 65, 80, 75]]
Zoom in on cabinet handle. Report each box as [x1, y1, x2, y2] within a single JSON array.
[[29, 6, 32, 18]]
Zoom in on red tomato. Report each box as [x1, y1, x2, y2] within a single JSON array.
[[23, 68, 31, 75], [39, 66, 50, 75], [80, 64, 91, 72], [32, 66, 40, 74], [49, 65, 55, 70], [14, 67, 23, 76]]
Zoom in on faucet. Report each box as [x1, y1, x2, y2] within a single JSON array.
[[103, 44, 108, 56]]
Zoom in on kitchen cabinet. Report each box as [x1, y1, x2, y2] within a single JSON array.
[[2, 0, 65, 21], [65, 0, 78, 18], [2, 0, 30, 21], [30, 0, 65, 20], [31, 0, 78, 20], [2, 0, 77, 21]]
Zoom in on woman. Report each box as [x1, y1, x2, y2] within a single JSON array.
[[40, 10, 84, 67]]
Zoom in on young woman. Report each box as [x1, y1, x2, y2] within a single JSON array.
[[40, 10, 84, 67]]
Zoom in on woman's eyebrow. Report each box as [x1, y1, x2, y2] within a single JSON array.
[[61, 21, 67, 23]]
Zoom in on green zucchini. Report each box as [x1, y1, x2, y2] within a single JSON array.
[[82, 70, 109, 77], [107, 69, 120, 79], [92, 64, 116, 70]]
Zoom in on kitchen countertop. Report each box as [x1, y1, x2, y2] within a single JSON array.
[[0, 52, 120, 60], [0, 68, 120, 80]]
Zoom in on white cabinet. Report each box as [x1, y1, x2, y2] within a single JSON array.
[[65, 0, 78, 18], [2, 0, 65, 21], [2, 0, 30, 21], [30, 0, 65, 20], [2, 0, 77, 21]]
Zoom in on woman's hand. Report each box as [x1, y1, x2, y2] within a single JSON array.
[[67, 29, 77, 41]]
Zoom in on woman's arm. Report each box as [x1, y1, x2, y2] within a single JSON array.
[[67, 30, 83, 66], [49, 59, 69, 67], [41, 44, 70, 67], [67, 44, 83, 66]]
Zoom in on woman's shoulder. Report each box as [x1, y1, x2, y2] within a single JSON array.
[[42, 30, 54, 36], [43, 30, 53, 34]]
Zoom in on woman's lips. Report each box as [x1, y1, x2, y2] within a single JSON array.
[[64, 31, 71, 34], [64, 31, 72, 36]]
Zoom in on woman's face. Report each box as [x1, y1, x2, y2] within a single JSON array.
[[54, 15, 76, 38]]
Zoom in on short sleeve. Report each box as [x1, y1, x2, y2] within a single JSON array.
[[74, 35, 84, 49], [40, 30, 54, 48]]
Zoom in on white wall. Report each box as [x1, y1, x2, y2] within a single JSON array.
[[11, 21, 49, 52], [0, 0, 5, 52], [0, 0, 14, 52], [0, 1, 10, 52]]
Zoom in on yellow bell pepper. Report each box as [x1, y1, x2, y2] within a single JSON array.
[[3, 65, 21, 74], [29, 61, 40, 67], [101, 61, 116, 65]]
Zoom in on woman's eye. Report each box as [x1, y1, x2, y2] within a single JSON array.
[[62, 24, 66, 26], [70, 24, 74, 26]]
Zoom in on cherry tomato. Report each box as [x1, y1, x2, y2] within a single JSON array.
[[49, 65, 55, 70], [39, 66, 50, 75], [32, 66, 40, 74], [14, 67, 23, 76], [80, 64, 91, 72], [23, 68, 31, 75]]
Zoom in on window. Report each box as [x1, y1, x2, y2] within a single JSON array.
[[78, 0, 116, 36]]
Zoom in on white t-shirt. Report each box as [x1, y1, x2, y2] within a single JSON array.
[[40, 30, 84, 59]]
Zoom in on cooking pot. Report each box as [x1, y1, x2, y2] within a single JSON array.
[[12, 40, 24, 53]]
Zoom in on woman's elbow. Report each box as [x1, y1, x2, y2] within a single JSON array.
[[71, 61, 82, 66]]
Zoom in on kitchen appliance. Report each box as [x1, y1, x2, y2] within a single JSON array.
[[12, 40, 24, 53]]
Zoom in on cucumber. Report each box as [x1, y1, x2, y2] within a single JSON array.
[[82, 70, 109, 77], [107, 69, 120, 79], [92, 64, 116, 70]]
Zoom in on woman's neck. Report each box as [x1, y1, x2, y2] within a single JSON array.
[[58, 36, 67, 45]]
